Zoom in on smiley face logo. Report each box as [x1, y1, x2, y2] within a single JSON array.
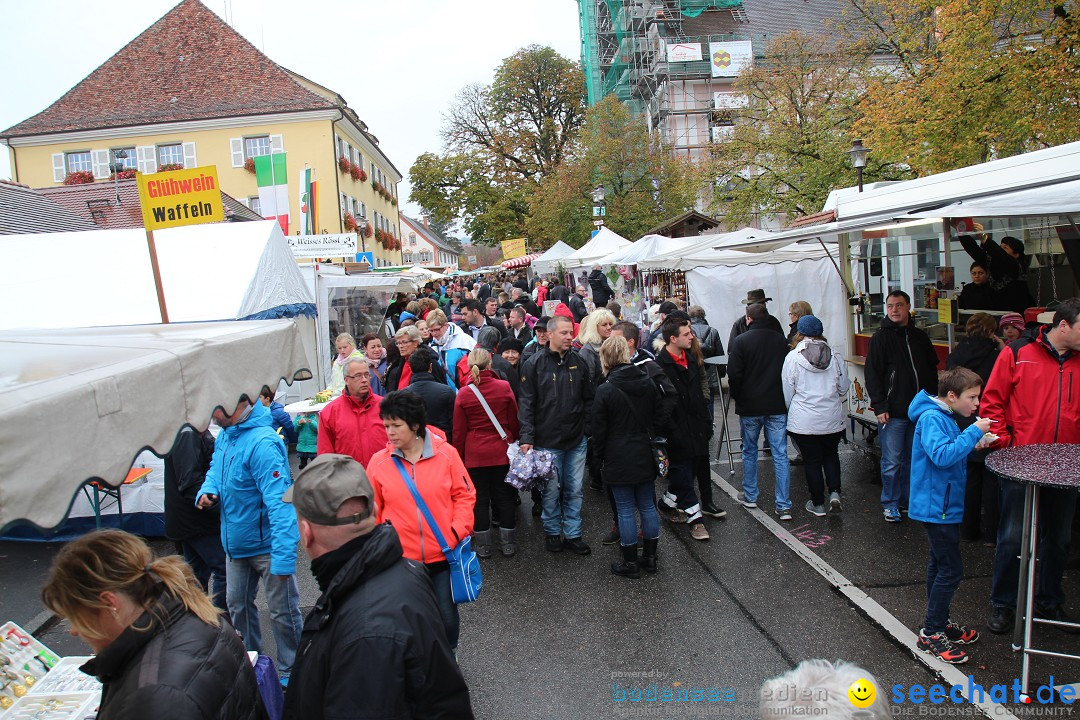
[[848, 678, 876, 708]]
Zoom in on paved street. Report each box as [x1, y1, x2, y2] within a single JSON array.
[[4, 420, 1079, 718]]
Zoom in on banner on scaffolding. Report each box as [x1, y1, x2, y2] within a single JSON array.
[[709, 40, 753, 77], [665, 41, 702, 62]]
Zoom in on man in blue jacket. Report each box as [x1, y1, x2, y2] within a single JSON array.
[[260, 387, 298, 445], [198, 397, 303, 685]]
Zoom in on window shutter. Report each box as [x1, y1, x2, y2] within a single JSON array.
[[52, 153, 66, 183], [230, 138, 244, 167], [92, 150, 110, 179], [182, 142, 197, 168], [137, 146, 157, 174], [238, 198, 250, 209], [270, 134, 284, 153]]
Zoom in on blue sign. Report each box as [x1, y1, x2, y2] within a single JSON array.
[[355, 251, 374, 265]]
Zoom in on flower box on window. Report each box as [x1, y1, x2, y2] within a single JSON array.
[[338, 156, 350, 174], [244, 158, 256, 174], [158, 163, 184, 172], [343, 212, 357, 231], [63, 171, 95, 185], [349, 163, 362, 182], [110, 169, 137, 181]]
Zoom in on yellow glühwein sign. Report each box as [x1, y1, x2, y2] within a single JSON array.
[[137, 166, 225, 230], [501, 237, 526, 260]]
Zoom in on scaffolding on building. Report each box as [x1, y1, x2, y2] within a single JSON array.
[[577, 0, 758, 161]]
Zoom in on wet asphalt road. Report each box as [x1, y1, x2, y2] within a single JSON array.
[[5, 416, 1080, 718]]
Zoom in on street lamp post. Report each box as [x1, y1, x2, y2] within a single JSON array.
[[848, 139, 869, 193], [591, 184, 607, 228], [110, 149, 129, 204]]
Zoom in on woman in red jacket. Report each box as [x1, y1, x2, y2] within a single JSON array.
[[367, 391, 476, 651], [453, 348, 520, 558]]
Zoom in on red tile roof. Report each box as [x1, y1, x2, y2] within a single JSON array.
[[1, 0, 336, 139]]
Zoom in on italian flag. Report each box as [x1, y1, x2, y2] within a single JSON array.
[[254, 153, 289, 233]]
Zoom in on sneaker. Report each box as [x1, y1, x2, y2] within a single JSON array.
[[545, 534, 563, 553], [944, 619, 980, 645], [987, 607, 1014, 635], [917, 629, 969, 664], [562, 537, 592, 555], [804, 500, 826, 517], [829, 491, 842, 511], [701, 502, 728, 519], [689, 523, 710, 541], [737, 492, 757, 509], [775, 507, 793, 521], [602, 526, 620, 546], [883, 507, 902, 523]]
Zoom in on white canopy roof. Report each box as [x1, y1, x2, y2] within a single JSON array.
[[904, 178, 1080, 218], [637, 227, 779, 270], [403, 265, 450, 280], [532, 240, 576, 275], [595, 234, 695, 266], [562, 227, 631, 270], [0, 220, 313, 331], [0, 320, 312, 531]]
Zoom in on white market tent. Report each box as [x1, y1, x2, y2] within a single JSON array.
[[403, 265, 450, 280], [532, 240, 575, 275], [595, 233, 695, 266], [0, 220, 314, 330], [637, 227, 777, 270], [562, 227, 631, 270], [0, 320, 312, 532]]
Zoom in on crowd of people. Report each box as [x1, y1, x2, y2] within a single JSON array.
[[39, 262, 1080, 717]]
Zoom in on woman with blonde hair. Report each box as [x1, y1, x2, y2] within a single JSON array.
[[787, 300, 814, 347], [576, 308, 616, 386], [42, 529, 265, 720], [329, 332, 364, 396], [452, 348, 520, 557]]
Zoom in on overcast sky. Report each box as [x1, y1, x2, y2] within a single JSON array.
[[0, 0, 581, 220]]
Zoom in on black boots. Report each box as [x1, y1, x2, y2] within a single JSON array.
[[640, 538, 658, 574], [611, 544, 641, 579]]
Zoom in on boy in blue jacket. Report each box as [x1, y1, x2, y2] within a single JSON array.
[[908, 367, 994, 664]]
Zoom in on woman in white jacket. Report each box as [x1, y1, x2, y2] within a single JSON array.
[[782, 315, 850, 517]]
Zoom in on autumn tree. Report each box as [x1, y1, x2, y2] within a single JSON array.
[[527, 96, 702, 248], [844, 0, 1080, 174], [409, 46, 586, 244], [706, 31, 910, 225]]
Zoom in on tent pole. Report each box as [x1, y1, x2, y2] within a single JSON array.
[[819, 238, 853, 296], [146, 229, 170, 324]]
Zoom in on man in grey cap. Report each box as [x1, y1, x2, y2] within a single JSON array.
[[727, 288, 784, 353], [282, 454, 473, 720]]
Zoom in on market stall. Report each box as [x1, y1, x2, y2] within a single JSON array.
[[532, 240, 575, 276], [501, 253, 541, 270]]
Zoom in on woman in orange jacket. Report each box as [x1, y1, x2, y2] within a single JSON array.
[[367, 391, 476, 650]]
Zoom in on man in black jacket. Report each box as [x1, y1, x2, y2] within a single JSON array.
[[864, 290, 939, 523], [655, 317, 712, 540], [458, 299, 507, 341], [728, 303, 792, 520], [283, 454, 473, 720], [568, 285, 589, 323], [549, 279, 571, 304], [164, 426, 226, 609], [728, 288, 785, 353], [588, 265, 614, 307], [518, 314, 594, 555], [405, 351, 456, 442]]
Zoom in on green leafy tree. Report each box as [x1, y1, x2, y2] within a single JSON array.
[[408, 46, 586, 244], [527, 96, 703, 248], [707, 31, 909, 225], [844, 0, 1080, 174]]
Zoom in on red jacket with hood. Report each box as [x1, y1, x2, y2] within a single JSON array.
[[316, 390, 388, 467]]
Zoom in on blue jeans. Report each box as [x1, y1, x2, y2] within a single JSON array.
[[878, 418, 914, 511], [540, 436, 588, 538], [226, 554, 303, 678], [739, 415, 791, 510], [922, 522, 962, 633], [427, 565, 460, 650], [991, 479, 1078, 610], [611, 483, 660, 547], [181, 534, 227, 611]]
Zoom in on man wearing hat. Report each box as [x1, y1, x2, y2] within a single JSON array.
[[646, 300, 681, 349], [522, 316, 550, 360], [728, 289, 784, 353], [282, 454, 473, 720]]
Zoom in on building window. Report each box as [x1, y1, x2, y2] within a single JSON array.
[[112, 147, 137, 169], [409, 233, 417, 246], [244, 136, 271, 159], [248, 197, 262, 215], [157, 143, 184, 166], [65, 151, 92, 173]]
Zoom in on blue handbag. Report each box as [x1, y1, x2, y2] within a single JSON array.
[[392, 457, 482, 603]]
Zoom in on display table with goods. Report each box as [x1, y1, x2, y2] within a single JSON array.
[[985, 444, 1080, 702]]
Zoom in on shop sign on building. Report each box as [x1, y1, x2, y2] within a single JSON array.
[[501, 238, 526, 260], [666, 42, 702, 62], [287, 233, 358, 258]]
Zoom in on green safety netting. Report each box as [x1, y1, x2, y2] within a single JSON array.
[[682, 0, 742, 18]]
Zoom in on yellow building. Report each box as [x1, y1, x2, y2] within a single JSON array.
[[0, 0, 403, 267]]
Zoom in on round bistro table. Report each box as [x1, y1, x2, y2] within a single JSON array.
[[985, 443, 1080, 700]]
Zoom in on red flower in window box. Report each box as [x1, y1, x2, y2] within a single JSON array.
[[338, 156, 350, 174], [244, 157, 256, 174], [343, 212, 357, 231], [110, 168, 137, 180], [390, 196, 398, 206], [349, 163, 361, 181], [363, 224, 373, 238], [63, 170, 95, 185], [159, 163, 184, 172], [358, 168, 368, 182]]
